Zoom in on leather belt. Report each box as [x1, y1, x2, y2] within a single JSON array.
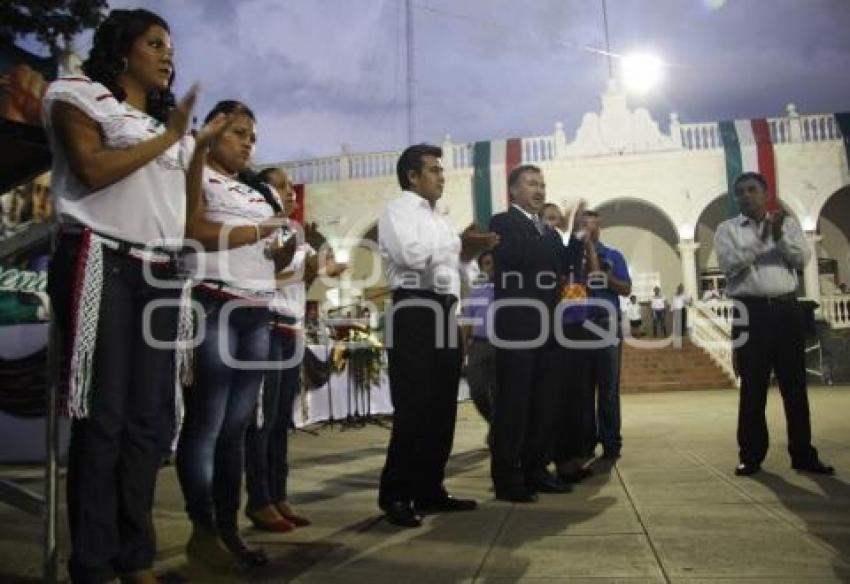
[[392, 288, 458, 307], [196, 280, 276, 303], [60, 224, 182, 265], [733, 293, 797, 305]]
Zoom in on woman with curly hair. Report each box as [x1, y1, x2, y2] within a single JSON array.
[[41, 8, 224, 583]]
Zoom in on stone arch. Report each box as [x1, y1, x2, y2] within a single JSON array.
[[692, 192, 807, 298], [809, 181, 850, 225], [815, 186, 850, 294], [591, 197, 681, 299], [693, 193, 727, 272]]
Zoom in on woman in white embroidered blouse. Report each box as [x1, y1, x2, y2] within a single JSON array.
[[42, 9, 212, 583], [175, 100, 294, 572]]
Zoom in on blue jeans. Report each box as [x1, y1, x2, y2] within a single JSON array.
[[652, 309, 667, 337], [587, 342, 623, 454], [175, 293, 270, 531], [244, 326, 303, 510]]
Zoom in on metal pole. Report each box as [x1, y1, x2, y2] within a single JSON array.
[[406, 0, 415, 143], [601, 0, 613, 78], [43, 230, 59, 584]]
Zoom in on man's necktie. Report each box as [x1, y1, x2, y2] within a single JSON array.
[[532, 214, 545, 235]]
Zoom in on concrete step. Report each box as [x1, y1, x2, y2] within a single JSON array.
[[620, 340, 734, 393]]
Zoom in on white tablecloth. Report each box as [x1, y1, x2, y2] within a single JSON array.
[[293, 345, 470, 427]]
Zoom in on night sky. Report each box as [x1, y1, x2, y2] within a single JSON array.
[[36, 0, 850, 163]]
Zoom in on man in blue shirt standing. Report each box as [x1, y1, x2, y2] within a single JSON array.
[[581, 210, 632, 460]]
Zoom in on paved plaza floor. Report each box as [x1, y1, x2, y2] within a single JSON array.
[[2, 386, 849, 582]]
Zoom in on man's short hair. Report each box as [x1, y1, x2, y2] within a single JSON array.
[[733, 172, 768, 192], [397, 144, 442, 190], [540, 202, 559, 213], [583, 209, 600, 218], [507, 164, 542, 193]]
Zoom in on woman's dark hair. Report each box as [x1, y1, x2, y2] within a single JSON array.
[[203, 100, 255, 125], [202, 100, 275, 211], [239, 170, 282, 214], [82, 9, 175, 123], [257, 167, 282, 184]]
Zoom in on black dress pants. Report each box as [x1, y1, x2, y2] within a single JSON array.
[[554, 325, 594, 462], [733, 298, 818, 466], [379, 291, 462, 505], [490, 343, 561, 489]]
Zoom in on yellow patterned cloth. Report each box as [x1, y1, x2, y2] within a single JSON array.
[[561, 282, 588, 301]]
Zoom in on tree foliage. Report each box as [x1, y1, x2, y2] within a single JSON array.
[[0, 0, 108, 55]]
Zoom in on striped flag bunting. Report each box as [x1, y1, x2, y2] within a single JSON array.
[[472, 138, 522, 227], [719, 118, 778, 216]]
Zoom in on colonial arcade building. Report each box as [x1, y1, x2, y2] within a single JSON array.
[[269, 82, 850, 380]]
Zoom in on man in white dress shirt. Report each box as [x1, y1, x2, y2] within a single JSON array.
[[377, 144, 499, 527], [715, 171, 833, 477]]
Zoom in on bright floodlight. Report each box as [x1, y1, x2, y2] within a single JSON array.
[[621, 53, 664, 95]]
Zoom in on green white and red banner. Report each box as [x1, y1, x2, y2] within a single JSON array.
[[719, 118, 779, 216], [472, 138, 522, 227]]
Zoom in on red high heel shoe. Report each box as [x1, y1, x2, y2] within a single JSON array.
[[245, 508, 295, 532], [275, 501, 311, 527]]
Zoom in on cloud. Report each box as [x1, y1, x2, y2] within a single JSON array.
[[63, 0, 850, 162]]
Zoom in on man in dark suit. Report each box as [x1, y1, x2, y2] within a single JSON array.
[[488, 164, 583, 502]]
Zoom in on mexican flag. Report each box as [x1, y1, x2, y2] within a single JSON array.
[[472, 138, 522, 227], [719, 119, 778, 216]]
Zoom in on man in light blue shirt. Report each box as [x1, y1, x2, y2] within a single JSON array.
[[715, 171, 833, 477]]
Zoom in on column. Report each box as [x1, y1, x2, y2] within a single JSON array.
[[669, 113, 683, 149], [553, 121, 567, 159], [803, 231, 822, 309], [339, 143, 351, 180], [787, 103, 802, 142], [677, 240, 700, 301], [441, 134, 454, 170]]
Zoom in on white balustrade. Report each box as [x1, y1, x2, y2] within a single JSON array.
[[688, 302, 736, 382], [679, 123, 722, 151], [821, 295, 850, 329], [275, 109, 843, 183], [451, 142, 474, 169], [522, 136, 556, 163], [769, 117, 791, 144], [801, 114, 841, 142], [347, 150, 399, 180], [677, 112, 842, 152]]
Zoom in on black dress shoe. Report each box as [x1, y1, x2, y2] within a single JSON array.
[[734, 462, 761, 476], [415, 495, 477, 514], [219, 530, 268, 568], [527, 471, 572, 494], [559, 467, 593, 484], [792, 460, 835, 475], [494, 487, 538, 503], [380, 500, 422, 528]]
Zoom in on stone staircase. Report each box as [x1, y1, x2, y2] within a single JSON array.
[[620, 339, 735, 393]]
